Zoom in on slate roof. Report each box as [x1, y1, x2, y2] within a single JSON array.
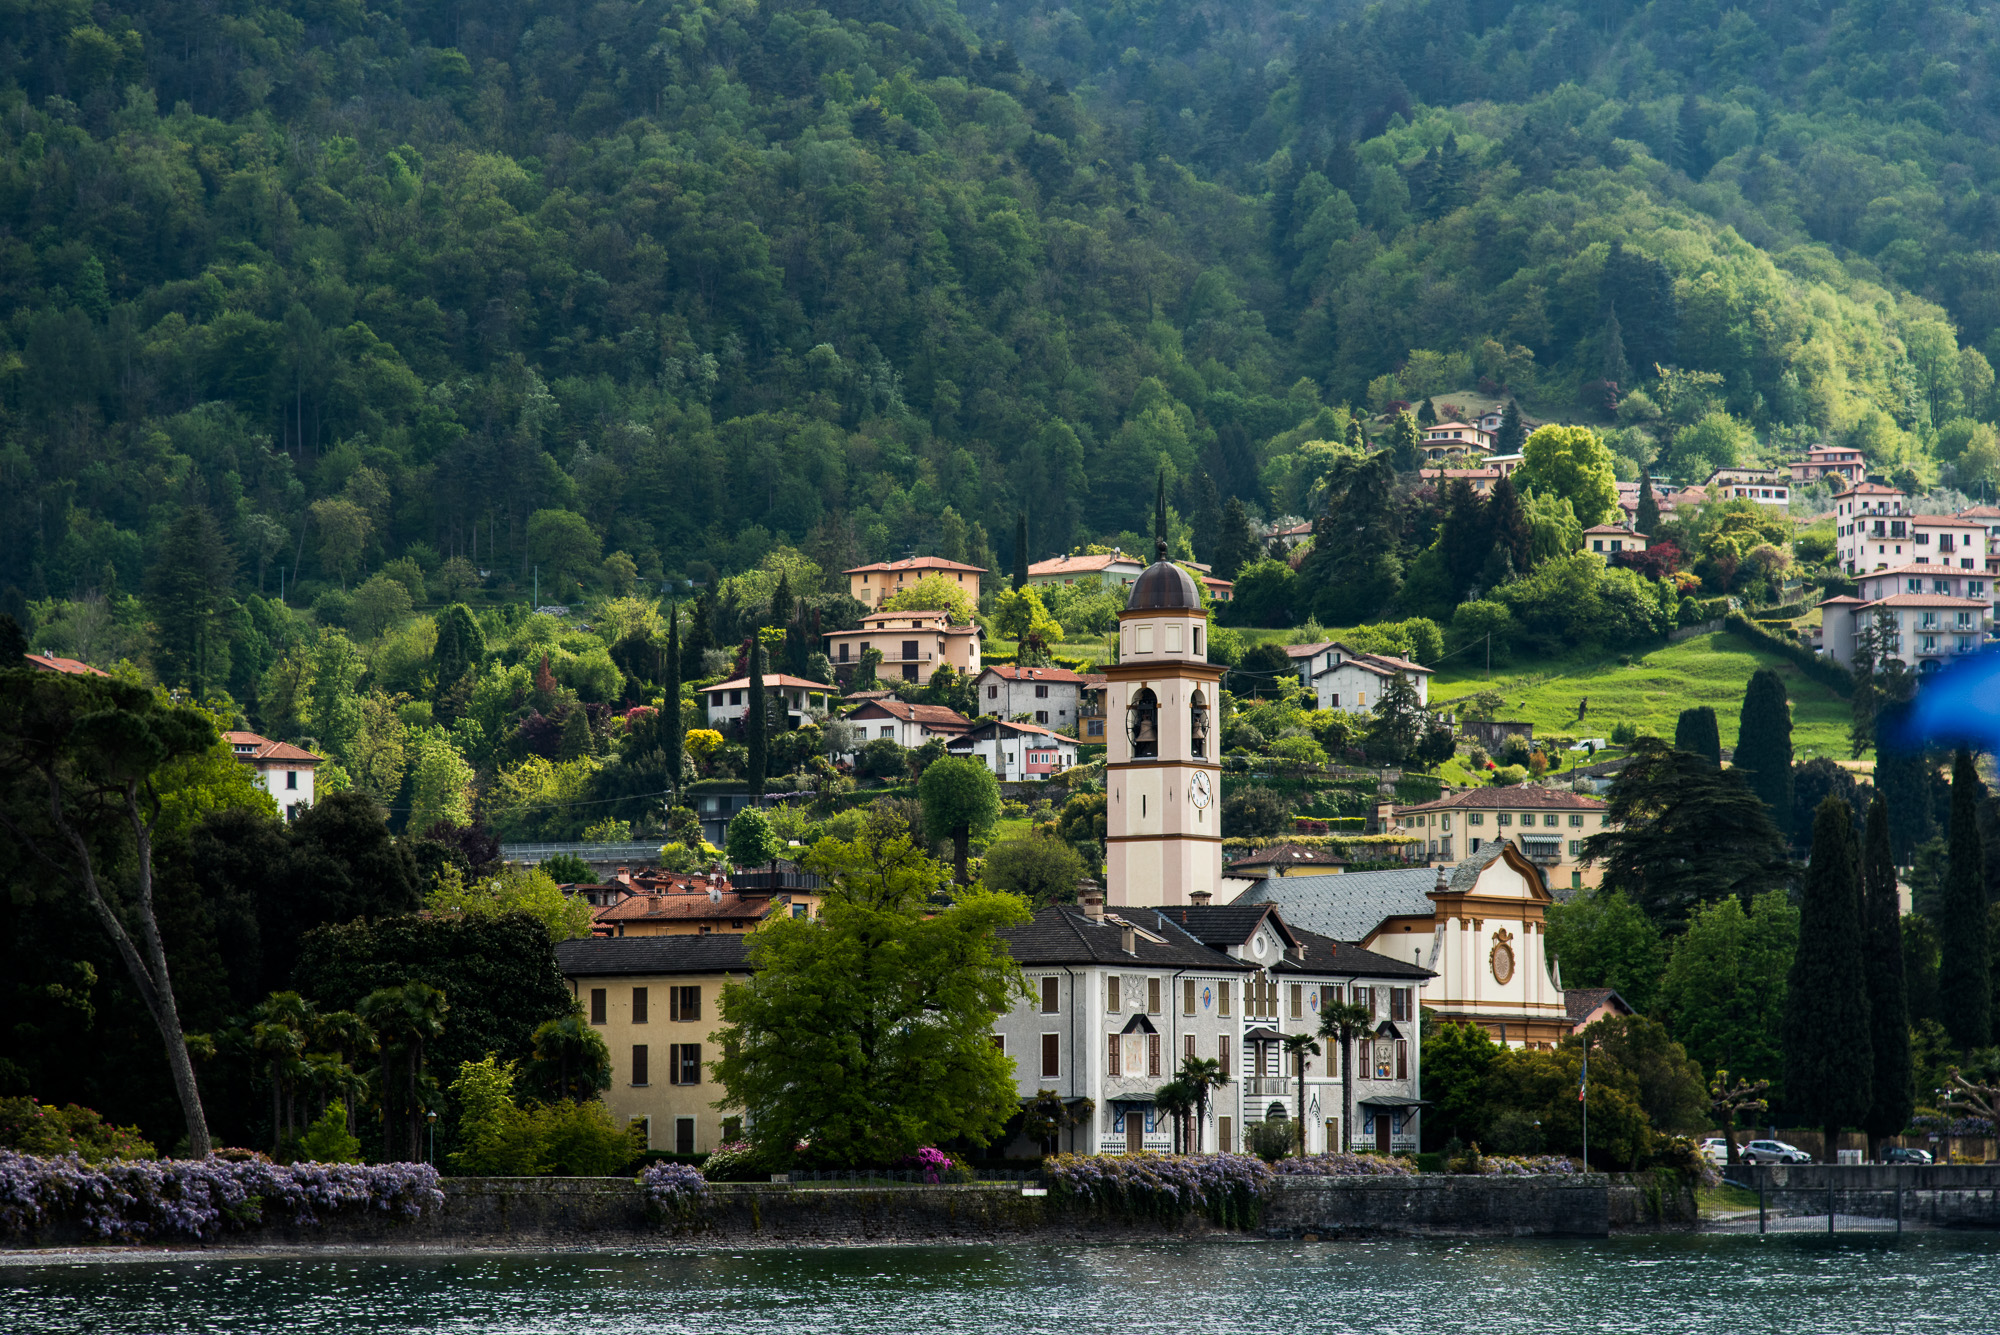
[[996, 905, 1253, 971], [554, 934, 753, 977], [1161, 902, 1300, 951], [1276, 926, 1434, 980], [1565, 987, 1633, 1026], [1235, 866, 1443, 941]]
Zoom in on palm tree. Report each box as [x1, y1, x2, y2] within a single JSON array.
[[1282, 1032, 1321, 1156], [1319, 1000, 1374, 1157], [1154, 1078, 1197, 1154], [358, 982, 449, 1161], [1178, 1055, 1231, 1153]]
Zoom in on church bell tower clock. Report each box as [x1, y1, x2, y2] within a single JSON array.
[[1103, 542, 1225, 908]]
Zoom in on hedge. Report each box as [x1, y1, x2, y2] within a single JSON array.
[[1723, 612, 1854, 698]]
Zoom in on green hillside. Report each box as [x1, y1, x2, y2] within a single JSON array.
[[1430, 631, 1854, 764]]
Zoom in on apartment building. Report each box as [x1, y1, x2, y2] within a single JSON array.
[[843, 557, 985, 609], [823, 608, 982, 684]]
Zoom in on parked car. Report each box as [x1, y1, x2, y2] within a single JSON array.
[[1741, 1139, 1813, 1164], [1698, 1137, 1732, 1165], [1881, 1146, 1933, 1165]]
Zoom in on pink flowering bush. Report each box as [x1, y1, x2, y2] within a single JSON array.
[[1272, 1152, 1418, 1177], [637, 1161, 709, 1223], [1043, 1153, 1274, 1227], [0, 1151, 443, 1241], [895, 1147, 972, 1184]]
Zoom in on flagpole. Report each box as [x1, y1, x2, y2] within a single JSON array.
[[1580, 1038, 1589, 1170]]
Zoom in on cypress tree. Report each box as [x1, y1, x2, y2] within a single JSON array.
[[1601, 305, 1631, 386], [1487, 473, 1531, 573], [1674, 706, 1721, 767], [745, 634, 768, 799], [1860, 797, 1914, 1157], [146, 504, 237, 697], [1873, 697, 1936, 863], [663, 601, 683, 795], [1940, 749, 1991, 1049], [1417, 396, 1438, 427], [1734, 668, 1794, 837], [1496, 399, 1526, 454], [1782, 797, 1872, 1161], [1635, 473, 1660, 536], [1154, 469, 1169, 549], [1013, 511, 1028, 590]]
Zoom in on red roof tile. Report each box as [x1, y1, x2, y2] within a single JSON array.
[[24, 653, 108, 677]]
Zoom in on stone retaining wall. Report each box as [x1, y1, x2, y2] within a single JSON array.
[[1733, 1164, 2000, 1229], [1266, 1175, 1619, 1239]]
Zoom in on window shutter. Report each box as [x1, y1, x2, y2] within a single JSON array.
[[590, 989, 606, 1024], [1148, 978, 1161, 1014], [1041, 1033, 1060, 1079], [1396, 1039, 1409, 1081], [632, 1044, 649, 1085], [1290, 984, 1302, 1019], [670, 988, 681, 1023], [1219, 1035, 1231, 1071], [1041, 977, 1059, 1014], [1107, 1033, 1121, 1078], [1185, 1034, 1196, 1062], [1218, 981, 1231, 1017], [1107, 976, 1121, 1013], [1148, 1033, 1161, 1077], [666, 1043, 679, 1085], [1183, 979, 1196, 1015], [633, 988, 648, 1024], [686, 986, 701, 1021]]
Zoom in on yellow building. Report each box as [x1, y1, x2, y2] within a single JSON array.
[[554, 935, 751, 1155], [1378, 787, 1610, 894], [824, 608, 982, 685], [843, 556, 985, 609]]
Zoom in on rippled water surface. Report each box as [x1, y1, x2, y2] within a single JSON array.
[[5, 1235, 1999, 1334]]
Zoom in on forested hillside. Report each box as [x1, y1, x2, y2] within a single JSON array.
[[9, 0, 2000, 627]]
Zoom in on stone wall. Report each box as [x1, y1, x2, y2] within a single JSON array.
[[1734, 1164, 2000, 1229], [1264, 1175, 1615, 1239]]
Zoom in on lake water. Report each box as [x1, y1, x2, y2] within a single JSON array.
[[5, 1235, 1999, 1334]]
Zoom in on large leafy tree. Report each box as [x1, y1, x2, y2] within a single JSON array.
[[1860, 798, 1914, 1156], [918, 755, 1002, 885], [1657, 891, 1797, 1095], [1582, 740, 1789, 926], [0, 673, 239, 1155], [1782, 798, 1872, 1153], [1543, 888, 1666, 1014], [1514, 425, 1620, 528], [712, 829, 1029, 1166], [1732, 668, 1794, 837], [1940, 749, 1992, 1050]]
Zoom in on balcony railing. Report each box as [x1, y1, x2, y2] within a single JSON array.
[[1244, 1077, 1293, 1097], [1518, 840, 1563, 865]]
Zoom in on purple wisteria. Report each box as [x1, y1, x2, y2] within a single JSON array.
[[0, 1151, 444, 1241], [1271, 1152, 1419, 1177], [1461, 1154, 1583, 1176], [636, 1161, 710, 1222], [1043, 1152, 1275, 1225]]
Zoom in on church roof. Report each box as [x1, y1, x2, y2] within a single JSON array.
[[1126, 546, 1203, 611], [1235, 867, 1439, 942]]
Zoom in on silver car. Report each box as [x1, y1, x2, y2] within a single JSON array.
[[1741, 1138, 1813, 1164]]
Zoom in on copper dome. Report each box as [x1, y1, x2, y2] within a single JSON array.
[[1126, 540, 1203, 611]]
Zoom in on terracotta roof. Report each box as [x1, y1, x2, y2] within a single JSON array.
[[705, 674, 837, 692], [844, 556, 986, 575], [1816, 595, 1867, 606], [1395, 787, 1606, 814], [978, 664, 1089, 685], [1425, 421, 1487, 434], [846, 699, 973, 730], [952, 719, 1075, 743], [1913, 516, 1987, 528], [24, 653, 109, 677], [1857, 594, 1988, 609], [1583, 524, 1646, 536], [1858, 563, 1981, 578], [1423, 468, 1504, 479], [554, 934, 752, 977], [1285, 641, 1334, 659], [1958, 505, 2000, 519], [1565, 987, 1634, 1026], [1835, 483, 1905, 497], [224, 731, 323, 764], [596, 890, 780, 923], [1027, 552, 1144, 577]]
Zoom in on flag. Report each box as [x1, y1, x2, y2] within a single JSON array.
[[1577, 1054, 1588, 1102]]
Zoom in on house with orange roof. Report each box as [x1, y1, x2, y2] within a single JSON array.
[[701, 673, 835, 731], [1375, 785, 1612, 895], [224, 731, 323, 818], [1419, 421, 1496, 460], [945, 718, 1078, 779], [1025, 550, 1147, 590], [841, 698, 973, 752], [843, 556, 986, 609], [25, 652, 109, 677], [1583, 524, 1648, 556]]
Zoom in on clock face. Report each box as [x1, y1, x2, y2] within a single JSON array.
[[1189, 771, 1212, 809]]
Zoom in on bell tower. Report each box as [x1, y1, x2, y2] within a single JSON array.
[[1103, 542, 1225, 908]]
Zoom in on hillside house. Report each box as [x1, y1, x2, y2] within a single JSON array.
[[823, 608, 981, 684], [975, 663, 1088, 733], [945, 719, 1078, 779], [702, 674, 834, 730], [1285, 641, 1433, 713], [1026, 551, 1147, 590], [224, 730, 322, 818], [1373, 786, 1610, 894], [1584, 524, 1648, 556], [844, 556, 984, 609], [841, 698, 973, 751]]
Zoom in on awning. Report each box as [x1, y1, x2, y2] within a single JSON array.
[[1120, 1014, 1158, 1035], [1107, 1093, 1155, 1107], [1373, 1020, 1404, 1040], [1243, 1025, 1285, 1044], [1358, 1095, 1427, 1109]]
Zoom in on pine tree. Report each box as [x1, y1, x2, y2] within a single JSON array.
[[1385, 411, 1423, 472], [1674, 706, 1721, 767], [1783, 797, 1872, 1161], [663, 600, 683, 794], [1417, 396, 1438, 427], [1438, 477, 1490, 597], [745, 635, 768, 799], [1602, 304, 1631, 386], [1487, 473, 1532, 572], [1873, 697, 1936, 862], [1940, 749, 1991, 1049], [559, 706, 593, 760], [1734, 668, 1794, 837], [1635, 473, 1660, 536], [1496, 399, 1526, 454], [145, 505, 237, 697], [430, 604, 485, 696], [1344, 419, 1366, 451], [1215, 497, 1254, 579], [1860, 797, 1914, 1156], [1013, 511, 1028, 591], [683, 589, 715, 679]]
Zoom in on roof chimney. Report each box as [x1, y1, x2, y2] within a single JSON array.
[[1078, 880, 1104, 920], [1289, 944, 1307, 962], [1119, 925, 1137, 955], [1188, 888, 1212, 907]]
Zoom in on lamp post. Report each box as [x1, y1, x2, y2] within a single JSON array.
[[426, 1109, 438, 1166]]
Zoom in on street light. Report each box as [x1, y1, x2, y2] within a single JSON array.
[[426, 1109, 438, 1166]]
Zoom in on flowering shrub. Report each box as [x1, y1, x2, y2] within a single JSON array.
[[637, 1161, 710, 1223], [895, 1147, 973, 1184], [1272, 1152, 1418, 1177], [1043, 1153, 1274, 1228], [0, 1152, 443, 1241], [1466, 1154, 1583, 1176], [700, 1141, 767, 1182]]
